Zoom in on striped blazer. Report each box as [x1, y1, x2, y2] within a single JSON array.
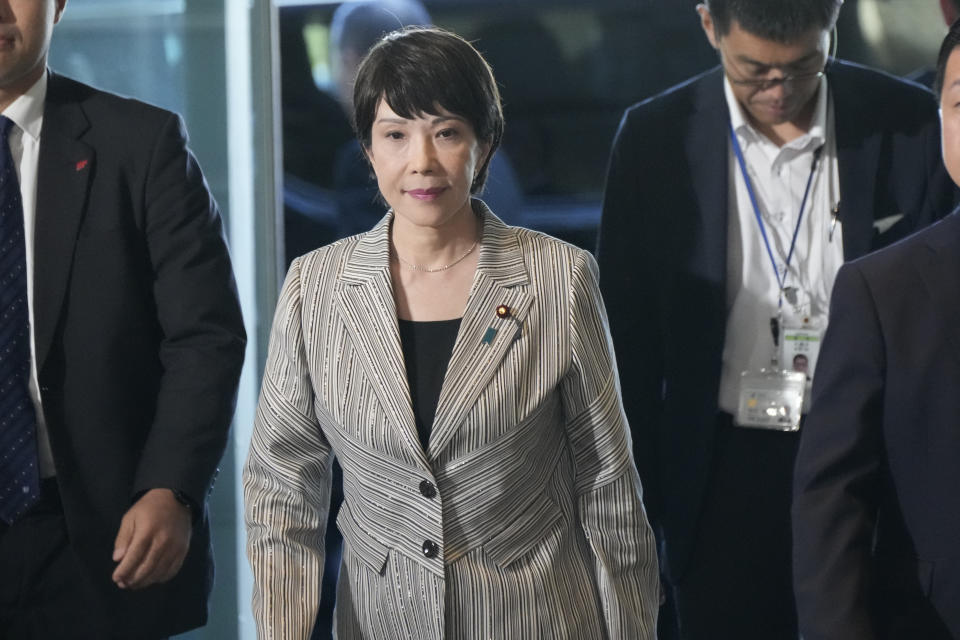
[[244, 203, 659, 639]]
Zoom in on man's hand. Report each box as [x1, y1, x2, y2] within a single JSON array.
[[112, 488, 193, 590]]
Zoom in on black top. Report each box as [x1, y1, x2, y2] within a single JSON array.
[[397, 317, 462, 452]]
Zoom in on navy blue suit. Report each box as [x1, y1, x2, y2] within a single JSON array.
[[597, 60, 956, 636], [794, 210, 960, 640]]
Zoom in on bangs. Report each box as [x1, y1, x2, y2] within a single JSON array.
[[376, 67, 475, 125], [360, 34, 494, 140]]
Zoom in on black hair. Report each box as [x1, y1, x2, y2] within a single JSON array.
[[353, 27, 504, 194], [936, 18, 960, 100], [705, 0, 842, 43]]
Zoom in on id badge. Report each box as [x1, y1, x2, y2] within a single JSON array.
[[780, 324, 822, 413], [736, 368, 806, 431], [779, 326, 822, 383]]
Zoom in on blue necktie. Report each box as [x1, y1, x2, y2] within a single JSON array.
[[0, 115, 39, 524]]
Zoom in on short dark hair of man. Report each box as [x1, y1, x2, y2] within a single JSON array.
[[353, 27, 504, 194], [935, 12, 960, 99], [704, 0, 843, 43]]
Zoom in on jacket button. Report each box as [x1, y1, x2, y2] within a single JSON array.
[[422, 539, 439, 558], [419, 480, 437, 499]]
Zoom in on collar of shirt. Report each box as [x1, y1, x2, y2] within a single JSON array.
[[723, 73, 828, 158], [2, 70, 47, 144]]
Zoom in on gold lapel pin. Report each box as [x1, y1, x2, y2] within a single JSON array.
[[483, 304, 515, 345]]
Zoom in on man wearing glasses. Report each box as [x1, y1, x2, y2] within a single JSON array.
[[597, 1, 957, 638]]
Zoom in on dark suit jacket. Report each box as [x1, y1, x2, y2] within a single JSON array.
[[33, 72, 246, 637], [793, 211, 960, 640], [596, 60, 956, 583]]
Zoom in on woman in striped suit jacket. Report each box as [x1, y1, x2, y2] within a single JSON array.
[[244, 27, 659, 639]]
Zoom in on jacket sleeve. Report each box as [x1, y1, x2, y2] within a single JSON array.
[[244, 258, 334, 640], [792, 262, 885, 640], [560, 249, 660, 639], [131, 112, 246, 507]]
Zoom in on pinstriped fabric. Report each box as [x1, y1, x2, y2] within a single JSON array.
[[246, 265, 334, 638], [245, 201, 659, 639]]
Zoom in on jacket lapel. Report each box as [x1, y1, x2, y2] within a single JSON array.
[[686, 67, 730, 284], [830, 62, 882, 260], [34, 72, 94, 373], [335, 215, 428, 468], [427, 207, 532, 461]]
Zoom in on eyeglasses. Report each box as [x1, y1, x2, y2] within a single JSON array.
[[727, 71, 825, 91]]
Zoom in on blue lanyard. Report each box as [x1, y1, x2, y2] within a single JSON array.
[[728, 123, 822, 308]]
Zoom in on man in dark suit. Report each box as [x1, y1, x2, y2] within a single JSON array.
[[0, 2, 246, 638], [596, 0, 957, 637], [793, 20, 960, 640]]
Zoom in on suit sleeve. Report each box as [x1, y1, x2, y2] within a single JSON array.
[[596, 108, 665, 531], [131, 112, 246, 506], [560, 249, 660, 639], [244, 258, 334, 640], [792, 262, 886, 640]]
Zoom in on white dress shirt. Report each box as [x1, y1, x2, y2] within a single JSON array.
[[717, 76, 845, 415], [4, 73, 55, 476]]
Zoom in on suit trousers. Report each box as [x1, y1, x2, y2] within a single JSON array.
[[0, 480, 167, 640], [671, 413, 800, 640]]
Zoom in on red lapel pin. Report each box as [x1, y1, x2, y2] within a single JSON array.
[[75, 159, 88, 171]]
